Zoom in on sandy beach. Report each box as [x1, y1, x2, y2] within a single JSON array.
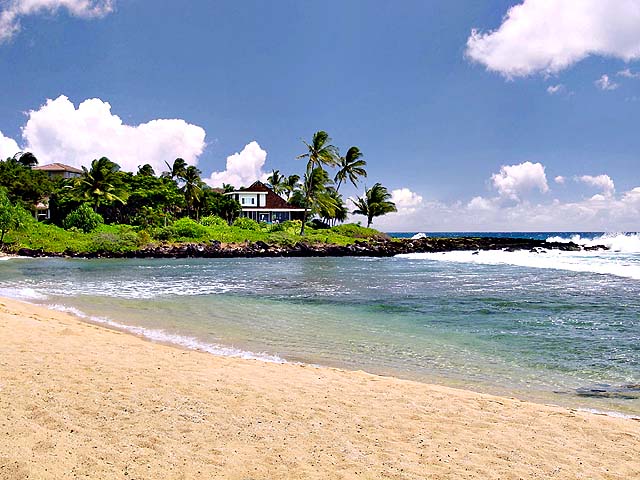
[[1, 297, 639, 479]]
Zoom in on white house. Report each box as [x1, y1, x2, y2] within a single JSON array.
[[226, 181, 305, 223]]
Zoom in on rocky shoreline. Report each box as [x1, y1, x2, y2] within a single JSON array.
[[15, 236, 608, 259]]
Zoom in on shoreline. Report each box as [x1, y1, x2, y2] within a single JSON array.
[[11, 236, 607, 259], [1, 297, 639, 478]]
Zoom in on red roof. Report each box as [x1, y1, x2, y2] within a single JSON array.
[[235, 181, 303, 210], [33, 163, 83, 173]]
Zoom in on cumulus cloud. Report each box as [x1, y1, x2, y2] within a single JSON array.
[[0, 130, 20, 160], [554, 175, 565, 184], [577, 174, 615, 197], [21, 95, 206, 174], [465, 0, 640, 77], [390, 188, 423, 215], [205, 141, 269, 188], [595, 74, 619, 91], [546, 84, 564, 95], [490, 161, 549, 200], [467, 196, 495, 211], [617, 68, 640, 79], [0, 0, 114, 43]]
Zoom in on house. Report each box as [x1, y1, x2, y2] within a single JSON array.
[[33, 163, 83, 179], [226, 181, 305, 223]]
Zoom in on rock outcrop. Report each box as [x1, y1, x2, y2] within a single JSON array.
[[16, 236, 608, 259]]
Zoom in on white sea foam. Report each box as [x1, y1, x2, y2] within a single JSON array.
[[577, 408, 640, 420], [411, 232, 427, 240], [46, 303, 286, 364], [397, 249, 640, 280], [0, 287, 49, 300], [546, 232, 640, 253]]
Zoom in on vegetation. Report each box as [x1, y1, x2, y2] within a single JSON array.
[[352, 183, 398, 228], [0, 129, 398, 254]]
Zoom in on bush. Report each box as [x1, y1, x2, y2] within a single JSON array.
[[200, 215, 228, 227], [268, 222, 285, 232], [62, 204, 103, 233], [90, 226, 138, 252], [330, 223, 385, 239], [232, 216, 261, 231], [170, 217, 209, 239]]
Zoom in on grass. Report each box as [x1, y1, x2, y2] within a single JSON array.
[[3, 216, 389, 255]]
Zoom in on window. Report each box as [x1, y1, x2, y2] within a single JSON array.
[[241, 198, 245, 205], [251, 197, 255, 205]]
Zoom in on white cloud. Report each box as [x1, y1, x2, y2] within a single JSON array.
[[205, 141, 269, 188], [21, 95, 206, 174], [617, 68, 640, 79], [490, 161, 549, 200], [467, 196, 495, 211], [465, 0, 640, 77], [546, 84, 564, 95], [0, 130, 20, 160], [390, 188, 423, 215], [554, 175, 565, 184], [0, 0, 114, 43], [595, 74, 619, 91], [577, 174, 615, 197]]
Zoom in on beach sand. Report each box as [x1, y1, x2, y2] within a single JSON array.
[[0, 297, 639, 479]]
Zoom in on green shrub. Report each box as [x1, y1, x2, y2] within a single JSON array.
[[136, 230, 152, 247], [232, 216, 261, 231], [170, 217, 209, 239], [330, 223, 383, 239], [268, 222, 285, 232], [63, 204, 103, 233], [90, 226, 138, 252], [200, 215, 228, 227], [279, 220, 302, 234]]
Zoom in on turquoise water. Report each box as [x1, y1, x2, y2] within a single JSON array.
[[1, 233, 639, 416]]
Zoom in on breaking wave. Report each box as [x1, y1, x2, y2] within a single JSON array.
[[546, 232, 640, 253]]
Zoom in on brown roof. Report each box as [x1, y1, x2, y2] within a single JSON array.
[[33, 163, 83, 173], [235, 181, 303, 210]]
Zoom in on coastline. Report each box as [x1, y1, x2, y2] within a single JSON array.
[[12, 236, 605, 259], [1, 297, 638, 479]]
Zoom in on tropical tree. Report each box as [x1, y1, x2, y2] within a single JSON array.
[[181, 165, 204, 219], [0, 156, 51, 211], [0, 189, 28, 246], [222, 183, 235, 193], [73, 157, 126, 212], [352, 183, 397, 228], [163, 158, 187, 181], [282, 174, 300, 201], [267, 169, 285, 195], [13, 151, 39, 168], [137, 164, 155, 177], [334, 146, 366, 192], [296, 131, 339, 234]]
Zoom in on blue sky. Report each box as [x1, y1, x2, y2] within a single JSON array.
[[1, 0, 639, 231]]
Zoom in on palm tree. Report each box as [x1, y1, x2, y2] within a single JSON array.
[[282, 174, 300, 201], [222, 183, 235, 193], [334, 147, 366, 192], [74, 157, 126, 211], [137, 164, 155, 177], [182, 165, 204, 219], [319, 188, 347, 226], [267, 169, 285, 195], [296, 131, 339, 234], [163, 158, 187, 181], [13, 151, 38, 168], [352, 183, 397, 228]]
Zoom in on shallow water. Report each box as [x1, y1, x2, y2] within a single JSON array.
[[1, 232, 638, 416]]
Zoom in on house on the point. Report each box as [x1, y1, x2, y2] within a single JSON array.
[[33, 163, 83, 179], [226, 181, 305, 223]]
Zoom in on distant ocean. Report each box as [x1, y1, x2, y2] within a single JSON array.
[[1, 232, 638, 417]]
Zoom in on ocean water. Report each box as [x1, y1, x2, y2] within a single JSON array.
[[0, 232, 639, 416]]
